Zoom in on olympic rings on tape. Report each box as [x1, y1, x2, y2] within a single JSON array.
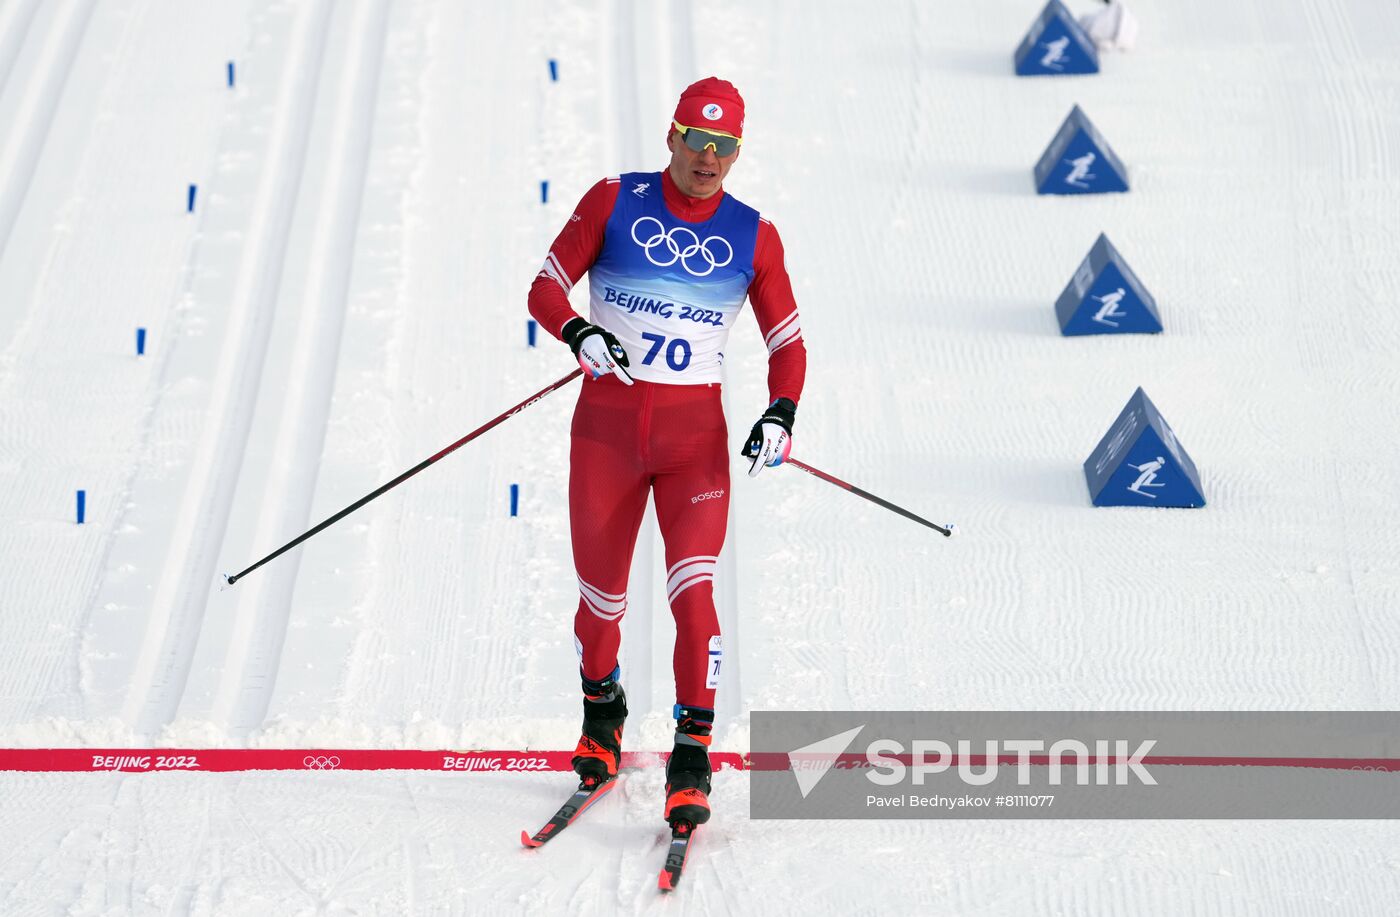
[[303, 755, 342, 770]]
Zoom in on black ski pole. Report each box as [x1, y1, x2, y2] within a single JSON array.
[[784, 457, 955, 536], [225, 368, 584, 586]]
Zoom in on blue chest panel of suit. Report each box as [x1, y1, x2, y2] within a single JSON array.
[[587, 172, 760, 385]]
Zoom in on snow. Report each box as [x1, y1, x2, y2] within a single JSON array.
[[2, 0, 1400, 912]]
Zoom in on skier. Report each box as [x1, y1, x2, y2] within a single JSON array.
[[528, 77, 807, 829]]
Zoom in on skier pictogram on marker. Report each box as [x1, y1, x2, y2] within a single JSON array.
[[1035, 106, 1129, 195], [1126, 457, 1167, 498], [1083, 388, 1205, 507], [1014, 0, 1100, 76], [1091, 288, 1128, 328], [1055, 234, 1163, 335], [1040, 36, 1071, 71], [1063, 152, 1097, 189]]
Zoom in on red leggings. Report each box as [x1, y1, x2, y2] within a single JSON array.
[[570, 376, 729, 710]]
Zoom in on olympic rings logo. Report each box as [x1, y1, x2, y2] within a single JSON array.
[[303, 755, 341, 770], [630, 216, 733, 277]]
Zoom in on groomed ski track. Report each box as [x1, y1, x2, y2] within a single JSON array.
[[1, 0, 1400, 912]]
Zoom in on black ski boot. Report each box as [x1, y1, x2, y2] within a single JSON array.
[[663, 705, 714, 826], [571, 667, 627, 787]]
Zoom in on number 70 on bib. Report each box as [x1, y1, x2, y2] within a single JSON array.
[[640, 332, 693, 372]]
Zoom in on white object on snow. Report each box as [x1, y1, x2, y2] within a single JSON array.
[[1079, 1, 1139, 51]]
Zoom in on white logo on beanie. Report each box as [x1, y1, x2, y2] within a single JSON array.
[[702, 103, 723, 121]]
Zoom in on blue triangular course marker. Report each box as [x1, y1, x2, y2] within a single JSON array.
[[1014, 0, 1100, 76], [1056, 234, 1163, 335], [1084, 388, 1205, 507], [1035, 105, 1129, 195]]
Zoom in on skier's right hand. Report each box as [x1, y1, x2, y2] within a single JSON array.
[[562, 318, 633, 385]]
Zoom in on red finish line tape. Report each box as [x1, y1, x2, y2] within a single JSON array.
[[751, 753, 1400, 772], [2, 750, 1395, 774], [0, 749, 750, 774]]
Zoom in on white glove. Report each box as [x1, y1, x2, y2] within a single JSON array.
[[739, 398, 796, 477], [562, 319, 633, 385]]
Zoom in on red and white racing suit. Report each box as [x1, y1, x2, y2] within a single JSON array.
[[528, 169, 806, 712]]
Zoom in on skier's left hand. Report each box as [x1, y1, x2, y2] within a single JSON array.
[[739, 398, 796, 477]]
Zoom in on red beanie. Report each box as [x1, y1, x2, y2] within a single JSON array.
[[673, 77, 745, 139]]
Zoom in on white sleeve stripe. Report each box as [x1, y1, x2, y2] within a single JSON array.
[[769, 335, 802, 356], [538, 261, 566, 292], [766, 322, 802, 355], [537, 266, 567, 294], [540, 252, 573, 293], [552, 252, 574, 289], [763, 311, 798, 346], [548, 251, 569, 279]]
